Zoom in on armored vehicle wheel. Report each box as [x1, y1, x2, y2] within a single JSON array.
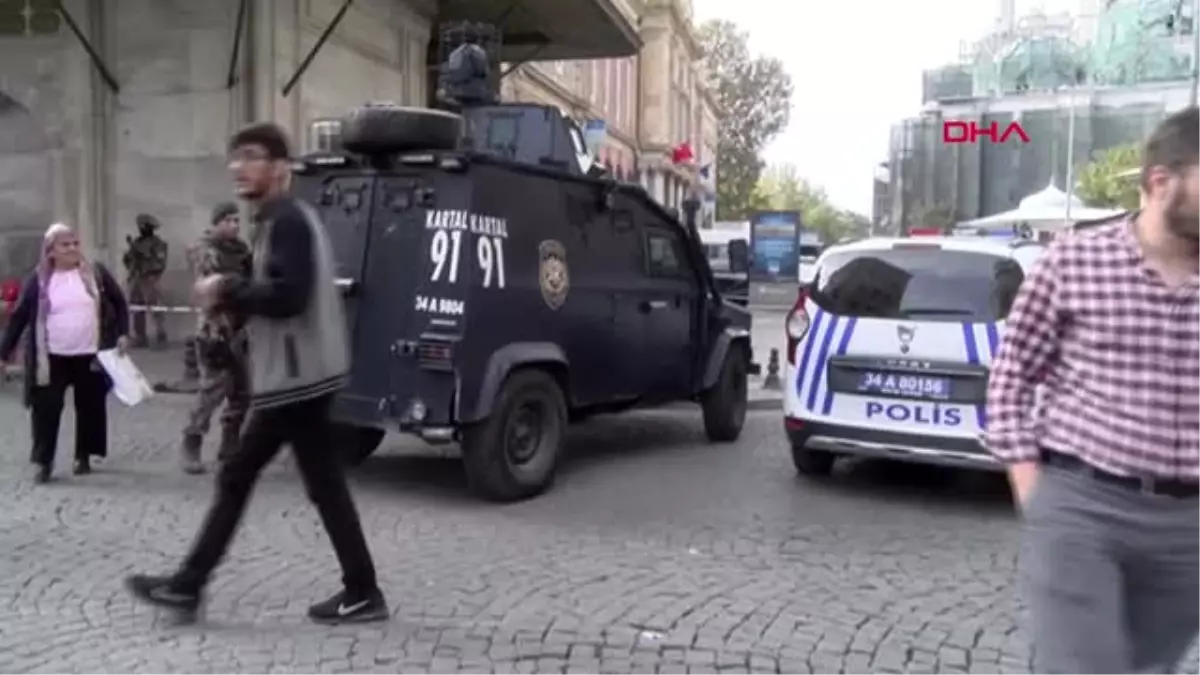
[[461, 369, 567, 502], [333, 424, 386, 466], [340, 105, 463, 156], [791, 444, 836, 476], [701, 346, 749, 442]]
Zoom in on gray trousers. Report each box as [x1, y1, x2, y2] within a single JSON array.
[[1022, 463, 1199, 673]]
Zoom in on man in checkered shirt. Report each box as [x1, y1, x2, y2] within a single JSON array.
[[986, 106, 1199, 673]]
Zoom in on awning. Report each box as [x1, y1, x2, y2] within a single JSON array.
[[438, 0, 641, 61]]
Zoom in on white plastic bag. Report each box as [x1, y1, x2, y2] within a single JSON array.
[[95, 349, 154, 406]]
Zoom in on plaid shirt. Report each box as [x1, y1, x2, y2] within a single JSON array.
[[986, 217, 1200, 480]]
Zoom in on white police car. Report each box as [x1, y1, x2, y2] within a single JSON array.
[[783, 232, 1044, 476]]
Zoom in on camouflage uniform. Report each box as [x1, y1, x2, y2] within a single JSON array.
[[123, 214, 170, 347], [180, 203, 252, 473]]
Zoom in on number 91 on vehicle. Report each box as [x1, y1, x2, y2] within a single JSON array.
[[855, 370, 951, 401]]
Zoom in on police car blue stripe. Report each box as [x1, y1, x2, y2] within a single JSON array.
[[794, 308, 826, 400], [806, 315, 841, 412], [961, 323, 980, 364], [820, 317, 857, 415], [961, 322, 985, 428], [985, 323, 1000, 360]]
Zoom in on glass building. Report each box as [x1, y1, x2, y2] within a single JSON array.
[[892, 0, 1197, 231]]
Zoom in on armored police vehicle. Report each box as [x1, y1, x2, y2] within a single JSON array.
[[782, 233, 1044, 478], [292, 25, 755, 502]]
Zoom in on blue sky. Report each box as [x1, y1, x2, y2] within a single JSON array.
[[691, 0, 1079, 214]]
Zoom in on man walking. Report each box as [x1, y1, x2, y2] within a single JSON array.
[[986, 106, 1198, 673], [179, 202, 252, 474], [123, 213, 169, 348], [125, 122, 388, 624]]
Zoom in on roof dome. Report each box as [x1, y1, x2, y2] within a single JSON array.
[[1019, 181, 1085, 210]]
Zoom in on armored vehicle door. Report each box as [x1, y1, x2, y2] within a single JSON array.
[[311, 170, 453, 430], [638, 221, 701, 397]]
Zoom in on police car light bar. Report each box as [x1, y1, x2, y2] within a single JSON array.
[[907, 227, 942, 236]]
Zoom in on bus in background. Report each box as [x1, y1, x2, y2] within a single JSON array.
[[798, 231, 824, 284], [699, 227, 751, 306]]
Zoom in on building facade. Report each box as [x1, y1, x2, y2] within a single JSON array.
[[893, 0, 1197, 231], [0, 0, 639, 295], [502, 0, 722, 223]]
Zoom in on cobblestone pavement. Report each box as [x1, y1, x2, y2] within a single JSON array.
[[0, 389, 1195, 674]]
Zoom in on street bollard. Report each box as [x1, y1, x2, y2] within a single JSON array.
[[763, 348, 782, 390]]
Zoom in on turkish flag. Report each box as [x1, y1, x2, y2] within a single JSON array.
[[670, 142, 694, 165], [1, 277, 20, 319]]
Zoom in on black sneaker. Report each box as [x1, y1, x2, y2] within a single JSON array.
[[307, 588, 389, 625], [73, 458, 91, 475], [124, 574, 202, 614], [32, 463, 50, 484]]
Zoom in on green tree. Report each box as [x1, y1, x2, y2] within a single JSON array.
[[910, 202, 956, 231], [699, 20, 794, 221], [752, 164, 860, 242], [1076, 143, 1141, 211]]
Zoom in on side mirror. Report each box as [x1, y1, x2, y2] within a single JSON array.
[[728, 239, 749, 274]]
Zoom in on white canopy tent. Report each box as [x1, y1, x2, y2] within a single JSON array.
[[958, 181, 1123, 229]]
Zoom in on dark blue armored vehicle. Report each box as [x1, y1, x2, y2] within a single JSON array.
[[290, 25, 756, 502]]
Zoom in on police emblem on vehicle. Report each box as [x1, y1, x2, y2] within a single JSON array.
[[539, 240, 569, 310], [897, 324, 916, 354]]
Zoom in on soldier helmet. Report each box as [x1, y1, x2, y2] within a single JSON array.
[[135, 213, 161, 230], [211, 201, 239, 225]]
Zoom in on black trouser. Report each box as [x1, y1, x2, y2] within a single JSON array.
[[176, 394, 378, 595], [30, 354, 108, 466]]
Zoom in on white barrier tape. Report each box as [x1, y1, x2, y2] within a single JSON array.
[[128, 304, 197, 314]]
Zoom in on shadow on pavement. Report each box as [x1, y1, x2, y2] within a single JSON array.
[[349, 412, 702, 504], [807, 457, 1016, 513]]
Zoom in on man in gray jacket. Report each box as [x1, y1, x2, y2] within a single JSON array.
[[124, 122, 387, 624]]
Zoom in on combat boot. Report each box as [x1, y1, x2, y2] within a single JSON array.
[[181, 434, 205, 474], [216, 425, 240, 463]]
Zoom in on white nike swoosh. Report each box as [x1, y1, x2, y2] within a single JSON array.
[[336, 599, 370, 616]]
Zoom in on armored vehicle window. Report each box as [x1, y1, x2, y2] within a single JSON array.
[[645, 228, 692, 280], [483, 113, 521, 158]]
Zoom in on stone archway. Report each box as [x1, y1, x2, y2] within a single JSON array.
[[0, 90, 53, 278]]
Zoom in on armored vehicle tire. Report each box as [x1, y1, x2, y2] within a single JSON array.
[[334, 424, 386, 466], [340, 106, 462, 156], [461, 369, 567, 502], [701, 346, 749, 442], [791, 444, 836, 476]]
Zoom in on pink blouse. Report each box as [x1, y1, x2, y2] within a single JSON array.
[[45, 270, 98, 355]]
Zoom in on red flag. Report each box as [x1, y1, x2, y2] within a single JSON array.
[[670, 142, 694, 165]]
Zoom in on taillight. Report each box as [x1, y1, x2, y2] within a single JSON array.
[[417, 339, 454, 371], [784, 286, 811, 364]]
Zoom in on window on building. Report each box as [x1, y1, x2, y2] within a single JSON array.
[[622, 59, 632, 130], [0, 0, 61, 35], [615, 62, 624, 129], [600, 60, 610, 114]]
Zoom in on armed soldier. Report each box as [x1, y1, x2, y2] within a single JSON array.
[[180, 202, 252, 474], [123, 213, 170, 348]]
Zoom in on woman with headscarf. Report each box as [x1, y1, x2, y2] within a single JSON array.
[[0, 223, 130, 483]]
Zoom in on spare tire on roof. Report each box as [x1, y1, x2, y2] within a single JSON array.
[[340, 104, 463, 155]]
